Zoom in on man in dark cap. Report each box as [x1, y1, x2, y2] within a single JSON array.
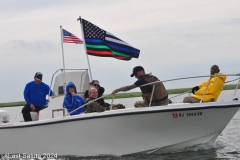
[[22, 72, 54, 122], [112, 66, 169, 107], [183, 65, 226, 103]]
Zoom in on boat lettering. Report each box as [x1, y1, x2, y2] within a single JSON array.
[[187, 112, 202, 117], [172, 112, 202, 118], [172, 113, 178, 118]]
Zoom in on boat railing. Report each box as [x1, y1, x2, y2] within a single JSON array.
[[69, 73, 240, 115], [69, 93, 114, 115], [167, 76, 240, 101], [139, 73, 240, 106]]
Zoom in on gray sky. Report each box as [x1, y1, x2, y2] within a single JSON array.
[[0, 0, 240, 102]]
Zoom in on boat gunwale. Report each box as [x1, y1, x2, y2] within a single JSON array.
[[1, 101, 239, 129]]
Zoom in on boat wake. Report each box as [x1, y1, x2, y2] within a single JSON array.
[[172, 140, 225, 153]]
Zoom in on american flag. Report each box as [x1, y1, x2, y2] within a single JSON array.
[[62, 29, 83, 44]]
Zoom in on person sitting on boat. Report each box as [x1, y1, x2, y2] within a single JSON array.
[[63, 82, 85, 115], [112, 66, 169, 107], [183, 65, 227, 103], [84, 80, 110, 109], [85, 87, 125, 113], [22, 72, 54, 122]]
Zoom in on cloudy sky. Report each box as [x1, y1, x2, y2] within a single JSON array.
[[0, 0, 240, 102]]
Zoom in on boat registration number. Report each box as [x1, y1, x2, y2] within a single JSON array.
[[172, 112, 203, 118]]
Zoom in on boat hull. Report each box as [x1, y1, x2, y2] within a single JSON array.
[[0, 101, 239, 156]]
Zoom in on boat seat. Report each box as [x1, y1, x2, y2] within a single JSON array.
[[30, 112, 39, 121]]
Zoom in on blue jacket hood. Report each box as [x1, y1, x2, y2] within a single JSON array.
[[66, 82, 77, 95]]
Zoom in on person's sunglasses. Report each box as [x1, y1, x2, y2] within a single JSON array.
[[93, 84, 100, 87]]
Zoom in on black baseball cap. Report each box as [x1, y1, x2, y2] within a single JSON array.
[[34, 72, 43, 80], [130, 66, 144, 77]]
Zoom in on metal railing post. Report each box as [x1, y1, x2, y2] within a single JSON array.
[[149, 84, 156, 107]]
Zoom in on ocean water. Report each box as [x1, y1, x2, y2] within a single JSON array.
[[1, 90, 240, 160]]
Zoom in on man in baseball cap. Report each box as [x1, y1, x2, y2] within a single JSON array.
[[113, 66, 169, 107], [130, 66, 144, 77], [34, 72, 43, 81], [22, 72, 54, 122]]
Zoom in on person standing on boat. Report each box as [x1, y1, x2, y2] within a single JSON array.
[[183, 65, 226, 103], [63, 82, 85, 115], [85, 87, 125, 113], [84, 80, 110, 109], [112, 66, 169, 107], [22, 72, 54, 122]]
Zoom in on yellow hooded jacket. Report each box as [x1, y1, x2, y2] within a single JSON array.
[[193, 72, 226, 102]]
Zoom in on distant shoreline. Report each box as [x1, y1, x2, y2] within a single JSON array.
[[0, 84, 239, 108]]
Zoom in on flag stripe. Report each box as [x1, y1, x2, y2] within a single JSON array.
[[87, 46, 139, 58], [87, 49, 114, 57], [112, 51, 132, 58], [105, 36, 131, 47], [86, 44, 109, 50], [85, 38, 138, 51], [115, 56, 132, 60], [86, 43, 133, 58], [106, 31, 123, 41], [85, 38, 139, 57], [87, 49, 132, 61], [105, 42, 139, 55], [86, 43, 139, 58]]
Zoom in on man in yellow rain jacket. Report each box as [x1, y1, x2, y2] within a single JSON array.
[[183, 65, 226, 103]]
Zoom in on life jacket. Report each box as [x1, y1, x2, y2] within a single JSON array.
[[140, 74, 168, 103]]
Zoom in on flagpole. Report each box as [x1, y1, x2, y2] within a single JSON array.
[[60, 25, 67, 94], [77, 16, 93, 81]]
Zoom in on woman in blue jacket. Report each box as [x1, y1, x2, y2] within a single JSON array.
[[63, 82, 85, 115]]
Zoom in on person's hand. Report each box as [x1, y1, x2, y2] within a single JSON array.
[[30, 104, 36, 111], [112, 90, 118, 95], [71, 91, 76, 96], [192, 86, 200, 94]]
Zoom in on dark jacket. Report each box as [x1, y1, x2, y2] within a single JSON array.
[[85, 98, 105, 113]]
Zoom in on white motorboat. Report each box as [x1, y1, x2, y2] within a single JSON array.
[[0, 69, 239, 156]]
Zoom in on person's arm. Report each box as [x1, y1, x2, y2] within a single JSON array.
[[112, 79, 145, 94], [112, 84, 137, 94], [76, 96, 85, 107], [49, 89, 54, 96], [44, 83, 54, 96], [63, 88, 77, 108], [23, 83, 32, 105], [76, 96, 85, 113], [198, 80, 208, 89], [196, 77, 223, 95]]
